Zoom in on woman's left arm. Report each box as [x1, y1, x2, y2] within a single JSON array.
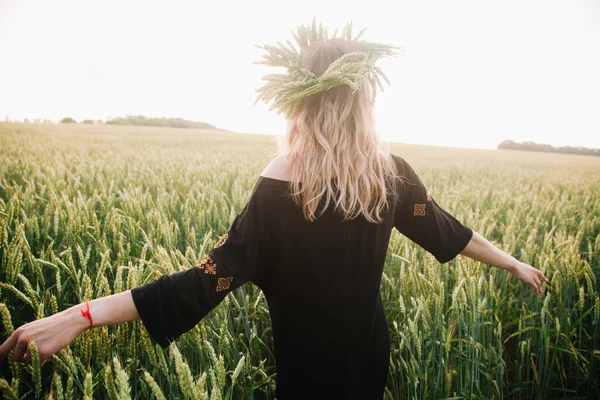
[[0, 290, 140, 366], [460, 230, 549, 295]]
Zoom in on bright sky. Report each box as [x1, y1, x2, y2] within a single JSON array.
[[1, 0, 599, 150]]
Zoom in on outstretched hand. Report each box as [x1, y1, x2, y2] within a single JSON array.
[[0, 308, 88, 366], [509, 261, 549, 295], [459, 231, 549, 296]]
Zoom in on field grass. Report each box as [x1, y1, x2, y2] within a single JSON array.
[[0, 122, 599, 399]]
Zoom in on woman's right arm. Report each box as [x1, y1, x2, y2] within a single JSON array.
[[0, 290, 139, 366], [391, 154, 548, 296], [460, 230, 549, 295]]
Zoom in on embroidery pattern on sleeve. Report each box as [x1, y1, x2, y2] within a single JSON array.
[[214, 232, 228, 248], [204, 263, 216, 275], [414, 203, 426, 216], [426, 193, 432, 202], [196, 255, 217, 275], [216, 277, 233, 292]]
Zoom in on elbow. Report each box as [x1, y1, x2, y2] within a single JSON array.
[[459, 230, 480, 259]]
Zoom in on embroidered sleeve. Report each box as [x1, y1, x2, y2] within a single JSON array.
[[392, 155, 473, 263], [131, 194, 261, 349]]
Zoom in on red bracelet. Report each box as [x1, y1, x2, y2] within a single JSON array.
[[80, 299, 93, 327]]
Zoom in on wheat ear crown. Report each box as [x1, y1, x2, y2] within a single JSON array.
[[253, 18, 401, 118]]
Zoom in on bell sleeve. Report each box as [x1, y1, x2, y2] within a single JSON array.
[[131, 194, 261, 349], [392, 155, 473, 263]]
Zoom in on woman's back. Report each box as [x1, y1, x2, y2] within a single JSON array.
[[252, 174, 395, 398]]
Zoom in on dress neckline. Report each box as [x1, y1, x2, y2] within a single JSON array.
[[258, 175, 340, 187], [258, 175, 293, 185]]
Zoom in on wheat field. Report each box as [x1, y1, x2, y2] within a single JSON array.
[[0, 122, 599, 399]]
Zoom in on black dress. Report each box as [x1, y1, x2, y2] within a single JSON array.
[[131, 153, 473, 399]]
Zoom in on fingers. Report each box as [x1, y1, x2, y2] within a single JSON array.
[[1, 331, 40, 366], [22, 347, 32, 364], [529, 269, 548, 295], [0, 332, 18, 363], [536, 272, 549, 294], [530, 281, 538, 295], [534, 275, 546, 295], [11, 338, 28, 362]]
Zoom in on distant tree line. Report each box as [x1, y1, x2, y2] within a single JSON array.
[[4, 117, 54, 124], [54, 115, 219, 129], [106, 115, 218, 129], [59, 118, 107, 124], [498, 140, 600, 157]]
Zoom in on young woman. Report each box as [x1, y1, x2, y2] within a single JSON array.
[[0, 33, 548, 399]]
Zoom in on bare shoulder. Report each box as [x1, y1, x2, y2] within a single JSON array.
[[260, 155, 292, 181]]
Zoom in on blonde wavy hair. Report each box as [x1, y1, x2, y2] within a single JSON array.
[[275, 38, 402, 223]]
